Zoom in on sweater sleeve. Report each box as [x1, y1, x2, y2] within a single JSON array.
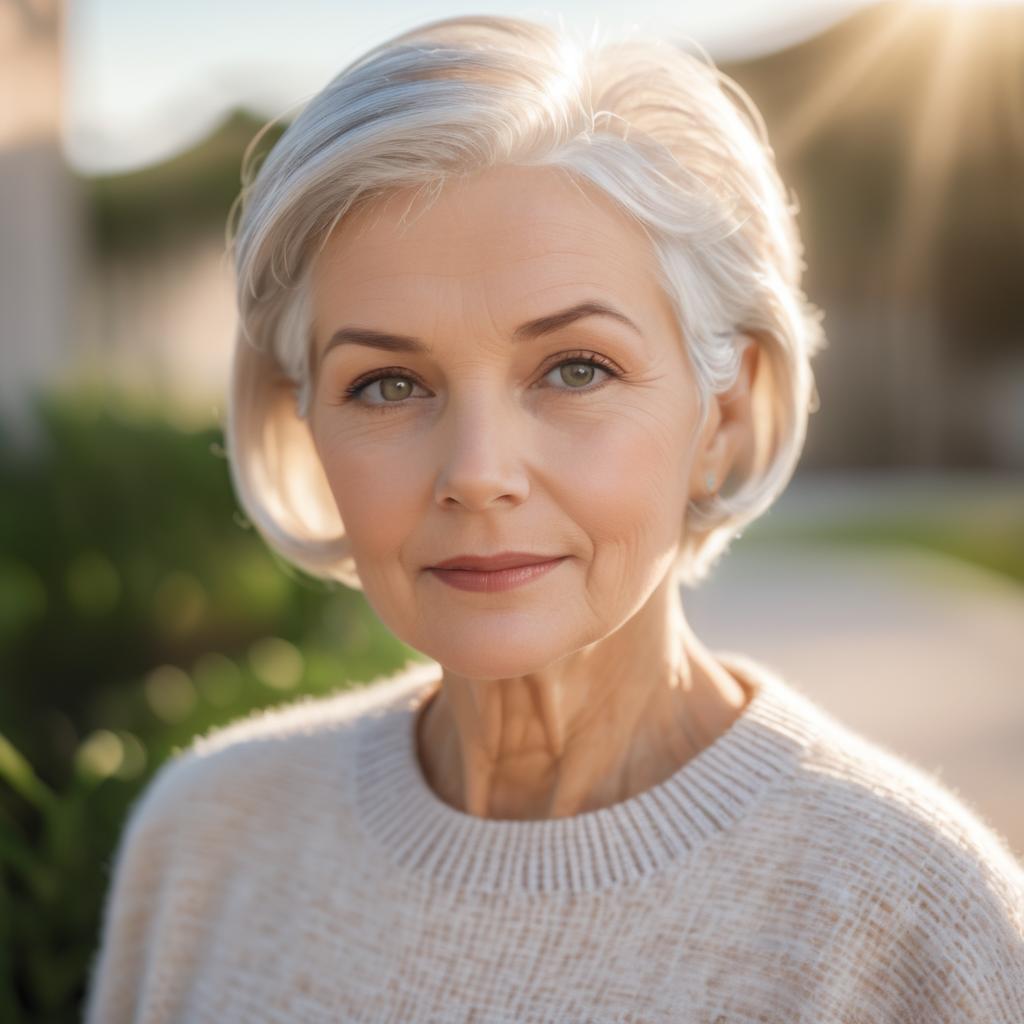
[[81, 750, 198, 1024], [891, 822, 1024, 1022]]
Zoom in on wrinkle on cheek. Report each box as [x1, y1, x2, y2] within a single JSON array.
[[593, 527, 654, 613], [582, 464, 662, 546], [646, 424, 691, 507], [317, 415, 429, 483], [616, 392, 698, 500], [575, 409, 685, 590], [564, 403, 681, 494]]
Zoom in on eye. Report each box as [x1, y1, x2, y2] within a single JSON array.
[[539, 352, 619, 393], [337, 369, 430, 409], [334, 350, 622, 411]]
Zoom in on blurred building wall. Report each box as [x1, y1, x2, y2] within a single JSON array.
[[77, 232, 237, 428], [0, 0, 85, 451]]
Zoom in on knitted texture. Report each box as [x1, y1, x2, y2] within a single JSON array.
[[82, 652, 1024, 1023]]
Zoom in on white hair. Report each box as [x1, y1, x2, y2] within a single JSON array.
[[225, 14, 826, 592]]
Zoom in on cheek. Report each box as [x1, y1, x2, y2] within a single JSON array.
[[314, 431, 422, 554], [557, 409, 687, 548]]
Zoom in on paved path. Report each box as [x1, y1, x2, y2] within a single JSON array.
[[685, 536, 1024, 862]]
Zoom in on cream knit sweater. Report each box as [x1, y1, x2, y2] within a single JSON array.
[[83, 652, 1024, 1023]]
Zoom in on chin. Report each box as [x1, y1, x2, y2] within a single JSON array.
[[422, 641, 564, 683]]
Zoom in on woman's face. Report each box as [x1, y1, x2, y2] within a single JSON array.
[[308, 164, 709, 677]]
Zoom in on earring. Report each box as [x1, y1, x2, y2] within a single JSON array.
[[705, 471, 717, 493]]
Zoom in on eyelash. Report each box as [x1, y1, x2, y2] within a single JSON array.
[[335, 350, 623, 411]]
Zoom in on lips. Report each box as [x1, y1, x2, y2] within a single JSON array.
[[429, 552, 563, 571]]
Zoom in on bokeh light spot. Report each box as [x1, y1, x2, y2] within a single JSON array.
[[113, 730, 148, 780], [144, 664, 197, 722], [248, 637, 304, 690], [75, 729, 124, 780]]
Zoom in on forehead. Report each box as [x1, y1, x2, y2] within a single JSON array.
[[311, 164, 666, 315]]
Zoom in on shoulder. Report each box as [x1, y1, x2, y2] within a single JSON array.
[[798, 704, 1022, 893], [84, 661, 435, 1022], [749, 670, 1019, 871], [773, 693, 1024, 1018], [122, 658, 438, 846], [780, 687, 1024, 908]]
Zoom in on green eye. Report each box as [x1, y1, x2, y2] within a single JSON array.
[[538, 351, 620, 393], [339, 350, 621, 411], [377, 378, 415, 401], [552, 361, 601, 388], [341, 372, 425, 406]]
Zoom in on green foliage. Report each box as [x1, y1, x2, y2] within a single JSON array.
[[0, 387, 417, 1022]]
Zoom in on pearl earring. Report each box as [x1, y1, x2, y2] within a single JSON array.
[[706, 471, 716, 493]]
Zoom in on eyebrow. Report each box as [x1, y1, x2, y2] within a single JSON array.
[[318, 300, 643, 364]]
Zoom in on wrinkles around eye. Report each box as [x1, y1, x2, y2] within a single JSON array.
[[335, 351, 625, 410]]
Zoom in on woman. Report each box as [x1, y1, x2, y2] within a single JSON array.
[[84, 14, 1023, 1022]]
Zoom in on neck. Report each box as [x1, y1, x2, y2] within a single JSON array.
[[414, 579, 750, 820]]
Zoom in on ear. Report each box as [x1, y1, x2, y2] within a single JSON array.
[[688, 334, 760, 500]]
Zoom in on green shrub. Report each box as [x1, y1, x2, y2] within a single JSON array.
[[0, 387, 413, 1023]]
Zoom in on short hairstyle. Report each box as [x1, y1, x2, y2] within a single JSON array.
[[225, 14, 826, 592]]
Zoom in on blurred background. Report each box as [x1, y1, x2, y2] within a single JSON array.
[[1, 0, 1022, 1019]]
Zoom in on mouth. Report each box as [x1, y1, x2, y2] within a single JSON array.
[[426, 555, 567, 593], [428, 552, 565, 572]]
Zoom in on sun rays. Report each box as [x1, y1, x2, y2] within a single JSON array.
[[773, 3, 1023, 290]]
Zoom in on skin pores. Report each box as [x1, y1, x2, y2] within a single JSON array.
[[307, 163, 758, 819]]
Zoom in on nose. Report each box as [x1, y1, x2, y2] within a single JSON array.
[[433, 391, 531, 511]]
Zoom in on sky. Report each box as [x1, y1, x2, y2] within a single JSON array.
[[63, 0, 871, 174]]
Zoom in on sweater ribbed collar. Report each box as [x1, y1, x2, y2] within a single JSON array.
[[353, 651, 817, 895]]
